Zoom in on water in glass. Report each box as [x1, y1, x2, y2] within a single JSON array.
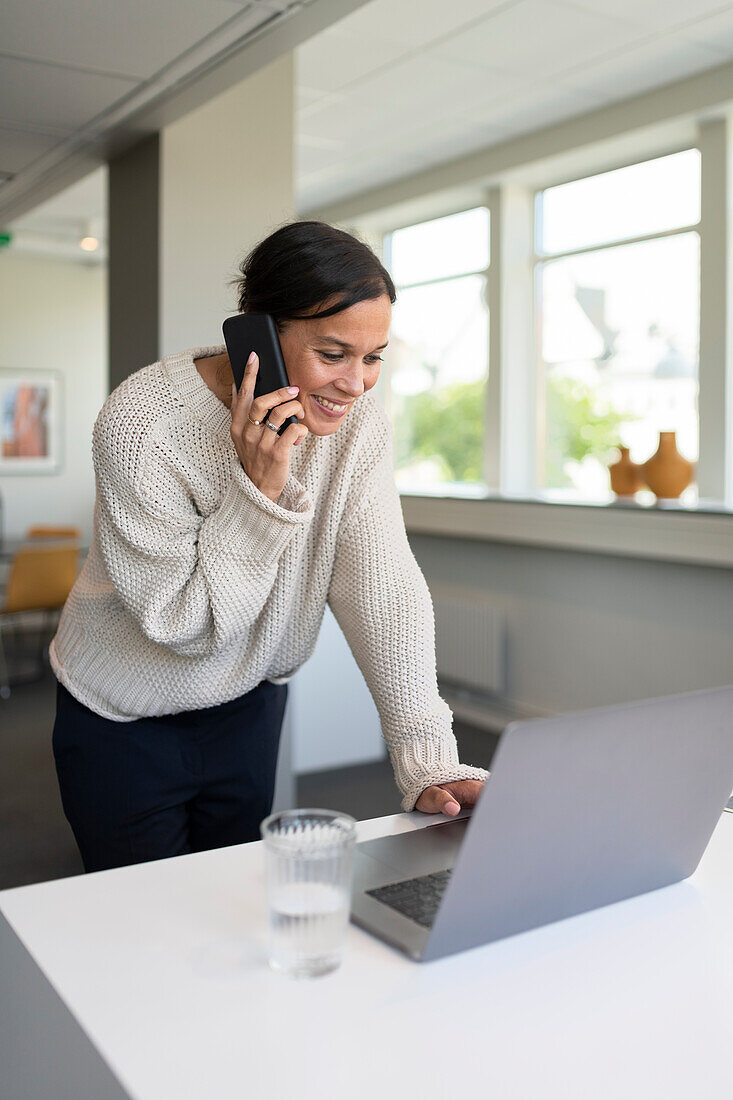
[[261, 809, 356, 978]]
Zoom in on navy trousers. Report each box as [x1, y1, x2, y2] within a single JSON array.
[[52, 679, 288, 874]]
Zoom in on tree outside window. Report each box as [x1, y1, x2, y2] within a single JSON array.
[[385, 207, 490, 494], [536, 149, 701, 499]]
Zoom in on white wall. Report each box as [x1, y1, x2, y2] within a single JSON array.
[[0, 251, 106, 540], [160, 53, 295, 353], [289, 607, 385, 774], [412, 534, 733, 717]]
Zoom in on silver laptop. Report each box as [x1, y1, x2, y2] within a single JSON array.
[[350, 685, 733, 962]]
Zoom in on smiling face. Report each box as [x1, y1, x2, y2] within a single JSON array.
[[276, 294, 392, 436]]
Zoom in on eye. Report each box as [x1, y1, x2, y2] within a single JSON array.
[[318, 352, 383, 363]]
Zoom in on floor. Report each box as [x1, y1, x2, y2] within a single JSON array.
[[0, 664, 499, 893], [0, 666, 85, 889]]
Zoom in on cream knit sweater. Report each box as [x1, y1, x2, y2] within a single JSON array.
[[50, 345, 488, 811]]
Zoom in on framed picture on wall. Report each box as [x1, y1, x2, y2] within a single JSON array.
[[0, 368, 62, 474]]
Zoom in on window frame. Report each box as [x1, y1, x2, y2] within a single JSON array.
[[373, 119, 733, 561], [532, 145, 703, 499], [383, 204, 492, 494]]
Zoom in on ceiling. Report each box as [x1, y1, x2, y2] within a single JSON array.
[[6, 168, 107, 263], [0, 0, 335, 257], [4, 0, 733, 258], [296, 0, 733, 211]]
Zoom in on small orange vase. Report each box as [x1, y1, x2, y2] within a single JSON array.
[[608, 447, 644, 496], [642, 432, 694, 499]]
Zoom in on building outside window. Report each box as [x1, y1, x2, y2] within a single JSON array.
[[383, 207, 490, 495], [535, 149, 701, 500]]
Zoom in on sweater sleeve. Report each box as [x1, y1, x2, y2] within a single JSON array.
[[327, 410, 488, 812], [93, 416, 313, 658]]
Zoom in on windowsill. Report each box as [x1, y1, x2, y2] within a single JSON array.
[[399, 487, 733, 568]]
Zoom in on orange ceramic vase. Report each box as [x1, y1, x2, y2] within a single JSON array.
[[608, 447, 644, 496], [642, 432, 694, 499]]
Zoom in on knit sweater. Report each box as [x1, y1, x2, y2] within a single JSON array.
[[50, 345, 488, 811]]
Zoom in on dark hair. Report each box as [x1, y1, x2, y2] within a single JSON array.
[[230, 220, 396, 324]]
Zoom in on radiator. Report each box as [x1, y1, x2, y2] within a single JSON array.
[[432, 586, 506, 696]]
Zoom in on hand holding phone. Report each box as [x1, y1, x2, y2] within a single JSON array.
[[222, 313, 298, 436], [229, 351, 309, 503]]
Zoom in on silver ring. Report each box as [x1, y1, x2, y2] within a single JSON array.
[[265, 420, 279, 433]]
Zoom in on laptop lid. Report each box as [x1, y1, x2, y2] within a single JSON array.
[[422, 685, 733, 961]]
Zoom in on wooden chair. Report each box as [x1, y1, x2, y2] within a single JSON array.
[[0, 544, 79, 699], [25, 525, 81, 540]]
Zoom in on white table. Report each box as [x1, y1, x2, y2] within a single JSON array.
[[2, 809, 733, 1100]]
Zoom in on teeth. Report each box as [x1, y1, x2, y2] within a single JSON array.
[[314, 395, 347, 412]]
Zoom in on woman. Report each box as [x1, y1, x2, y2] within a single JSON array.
[[50, 220, 488, 873]]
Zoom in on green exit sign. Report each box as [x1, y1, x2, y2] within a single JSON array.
[[0, 232, 12, 248]]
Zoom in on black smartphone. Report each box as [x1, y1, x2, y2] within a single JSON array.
[[222, 312, 298, 437]]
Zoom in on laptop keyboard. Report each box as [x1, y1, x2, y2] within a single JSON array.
[[366, 868, 452, 929]]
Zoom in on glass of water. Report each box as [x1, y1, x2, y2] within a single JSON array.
[[260, 808, 356, 978]]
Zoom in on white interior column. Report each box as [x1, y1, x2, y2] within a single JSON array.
[[159, 53, 295, 353], [488, 183, 536, 495]]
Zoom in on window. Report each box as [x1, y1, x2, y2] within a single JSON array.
[[384, 207, 490, 494], [536, 150, 701, 499]]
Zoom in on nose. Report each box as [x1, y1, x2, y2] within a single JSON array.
[[334, 362, 366, 400]]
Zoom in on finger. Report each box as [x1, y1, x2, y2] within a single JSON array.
[[440, 791, 461, 815], [238, 350, 259, 396], [231, 377, 252, 433], [254, 413, 299, 450], [416, 785, 461, 815], [267, 418, 301, 448], [255, 401, 305, 435], [440, 780, 485, 807], [274, 421, 307, 449], [251, 385, 301, 421], [254, 398, 303, 435]]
